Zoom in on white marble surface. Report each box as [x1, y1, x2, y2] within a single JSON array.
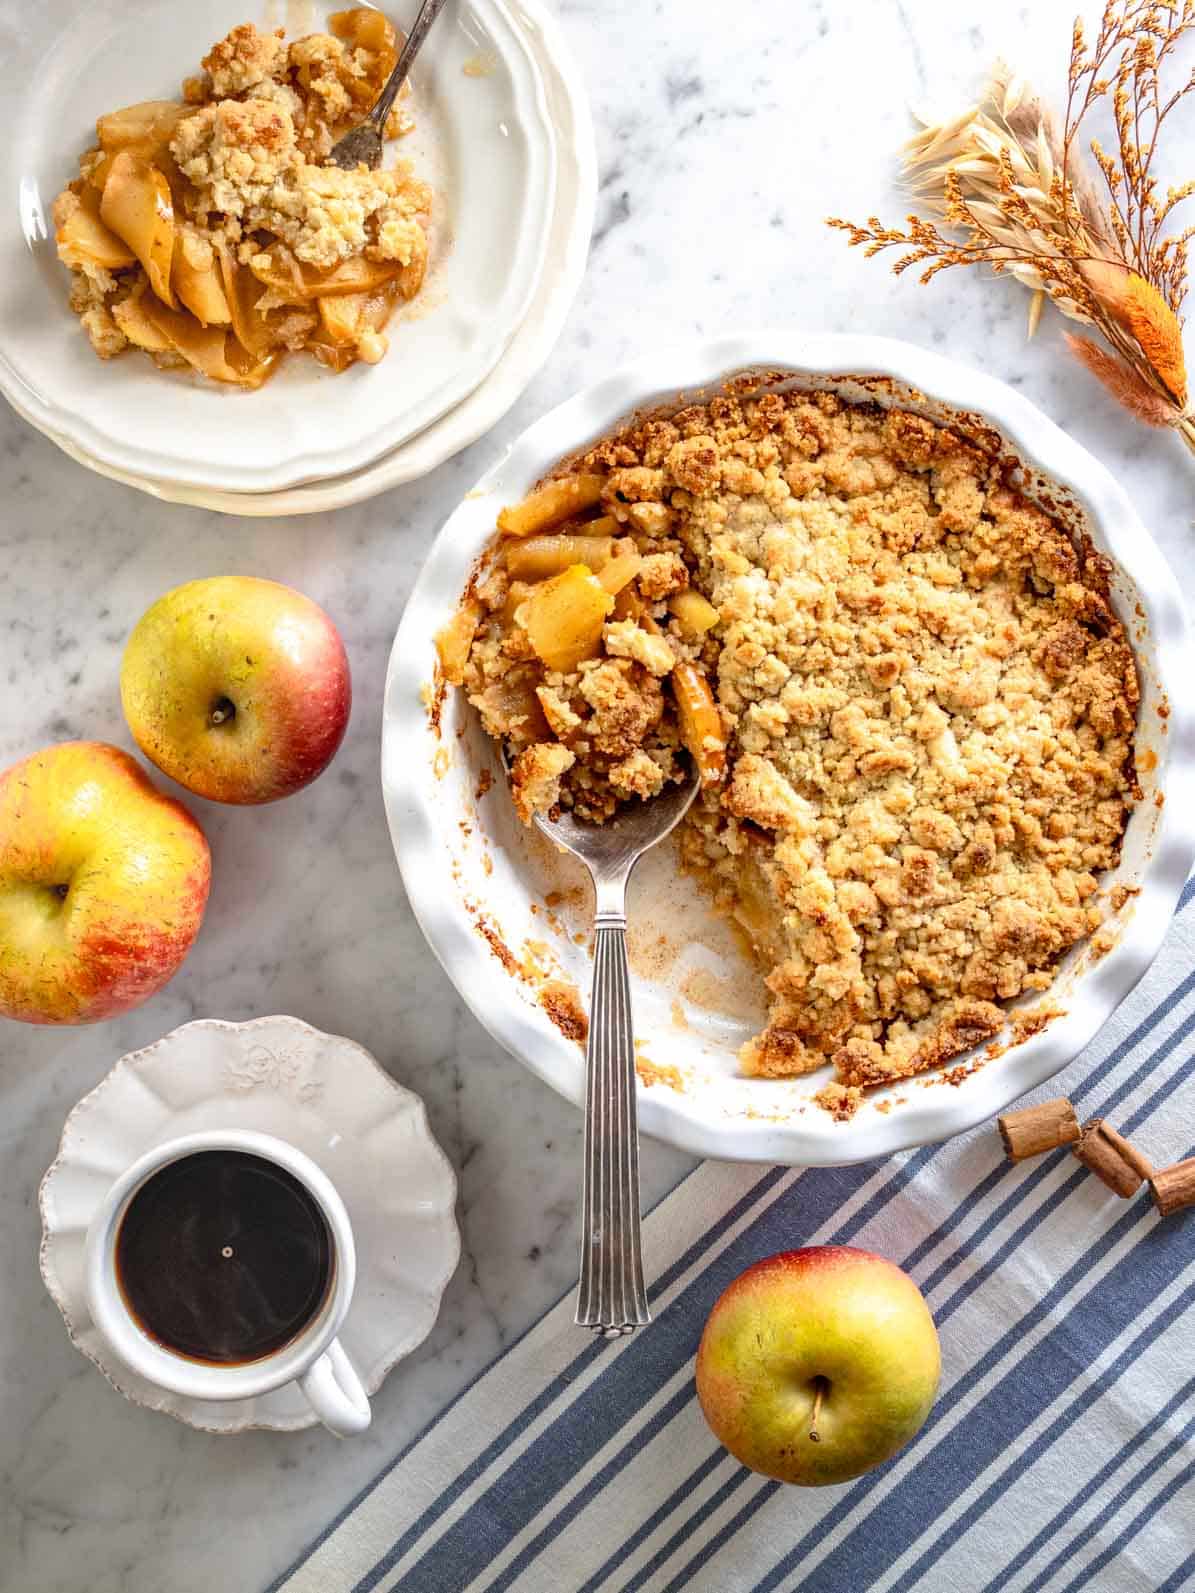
[[2, 1, 1194, 1589]]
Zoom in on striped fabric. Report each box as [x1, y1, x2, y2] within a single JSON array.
[[272, 887, 1195, 1593]]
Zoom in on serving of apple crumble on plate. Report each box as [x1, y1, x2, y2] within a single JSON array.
[[438, 387, 1140, 1098], [52, 11, 429, 384]]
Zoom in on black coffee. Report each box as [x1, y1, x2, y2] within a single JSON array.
[[115, 1150, 333, 1365]]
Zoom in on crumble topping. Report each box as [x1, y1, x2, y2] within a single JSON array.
[[510, 743, 575, 826], [447, 388, 1138, 1095], [201, 23, 288, 97], [813, 1081, 864, 1122], [63, 257, 128, 358], [173, 98, 426, 270]]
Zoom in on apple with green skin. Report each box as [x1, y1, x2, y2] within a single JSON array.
[[0, 742, 211, 1025], [120, 576, 351, 805], [696, 1245, 940, 1486]]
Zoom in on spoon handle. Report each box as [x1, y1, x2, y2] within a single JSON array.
[[369, 0, 451, 132], [576, 889, 650, 1335]]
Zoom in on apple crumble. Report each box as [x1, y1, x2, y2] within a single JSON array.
[[51, 12, 429, 384], [439, 388, 1139, 1094]]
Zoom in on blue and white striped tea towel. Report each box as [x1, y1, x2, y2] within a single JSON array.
[[272, 888, 1195, 1593]]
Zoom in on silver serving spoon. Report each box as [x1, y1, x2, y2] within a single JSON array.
[[505, 752, 701, 1335], [327, 0, 450, 171]]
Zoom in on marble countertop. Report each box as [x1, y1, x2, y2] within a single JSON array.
[[3, 1, 1193, 1589]]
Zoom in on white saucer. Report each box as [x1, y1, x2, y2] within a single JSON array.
[[39, 1016, 460, 1433], [0, 0, 557, 493]]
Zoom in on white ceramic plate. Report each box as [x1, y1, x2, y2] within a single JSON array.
[[0, 0, 555, 492], [1, 0, 595, 515], [381, 332, 1195, 1167], [39, 1016, 460, 1432]]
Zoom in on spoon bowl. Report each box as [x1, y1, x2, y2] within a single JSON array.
[[504, 750, 700, 1333], [521, 769, 701, 895]]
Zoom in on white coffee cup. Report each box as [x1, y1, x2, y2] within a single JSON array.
[[84, 1128, 371, 1437]]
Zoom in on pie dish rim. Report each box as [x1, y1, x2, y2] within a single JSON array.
[[382, 331, 1195, 1165]]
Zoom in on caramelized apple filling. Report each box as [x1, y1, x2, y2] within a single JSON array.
[[441, 390, 1139, 1095], [51, 13, 429, 384]]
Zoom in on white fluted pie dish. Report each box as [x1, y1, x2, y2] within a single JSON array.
[[381, 332, 1195, 1166]]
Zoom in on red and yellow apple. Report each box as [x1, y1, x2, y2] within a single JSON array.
[[696, 1245, 940, 1486], [120, 576, 351, 804], [0, 742, 211, 1025]]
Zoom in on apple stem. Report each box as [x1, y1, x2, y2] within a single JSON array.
[[809, 1376, 828, 1443], [210, 697, 236, 727]]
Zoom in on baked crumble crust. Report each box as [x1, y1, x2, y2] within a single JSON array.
[[201, 23, 288, 98], [173, 97, 426, 272], [449, 389, 1139, 1093]]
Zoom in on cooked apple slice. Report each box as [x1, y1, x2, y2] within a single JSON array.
[[519, 566, 615, 673], [310, 254, 403, 297], [53, 186, 136, 271], [329, 8, 397, 102], [225, 340, 280, 390], [396, 228, 428, 301], [673, 662, 726, 786], [318, 292, 365, 345], [435, 597, 485, 683], [172, 229, 231, 327], [173, 256, 231, 326], [86, 152, 114, 192], [353, 279, 401, 359], [310, 291, 364, 368], [312, 293, 395, 366], [310, 339, 356, 373], [249, 243, 402, 301], [216, 245, 278, 359], [97, 101, 192, 161], [330, 7, 397, 57], [100, 153, 175, 307], [498, 476, 607, 537], [141, 299, 241, 382], [246, 244, 309, 303], [669, 589, 720, 637], [506, 535, 618, 581], [362, 279, 400, 331], [597, 548, 643, 595], [112, 289, 175, 353], [613, 584, 644, 622], [89, 148, 185, 204]]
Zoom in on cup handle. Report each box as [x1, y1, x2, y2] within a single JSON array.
[[299, 1339, 371, 1437]]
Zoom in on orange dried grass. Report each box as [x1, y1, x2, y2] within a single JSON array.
[[1117, 274, 1188, 404], [1064, 333, 1177, 424], [828, 1, 1195, 458]]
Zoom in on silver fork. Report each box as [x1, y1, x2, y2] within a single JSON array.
[[505, 754, 701, 1335], [327, 0, 450, 171]]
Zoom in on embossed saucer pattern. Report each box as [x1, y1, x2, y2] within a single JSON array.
[[39, 1016, 460, 1433]]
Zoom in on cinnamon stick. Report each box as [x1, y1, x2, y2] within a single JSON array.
[[998, 1097, 1080, 1161], [1149, 1157, 1195, 1218], [1073, 1119, 1153, 1197]]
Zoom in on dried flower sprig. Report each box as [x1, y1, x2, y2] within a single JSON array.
[[828, 1, 1195, 457]]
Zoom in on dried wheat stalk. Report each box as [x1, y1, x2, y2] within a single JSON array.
[[828, 1, 1195, 458]]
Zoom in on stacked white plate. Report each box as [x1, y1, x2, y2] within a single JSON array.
[[0, 0, 594, 514]]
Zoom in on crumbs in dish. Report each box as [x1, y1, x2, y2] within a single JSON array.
[[52, 13, 429, 385], [437, 388, 1140, 1100]]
